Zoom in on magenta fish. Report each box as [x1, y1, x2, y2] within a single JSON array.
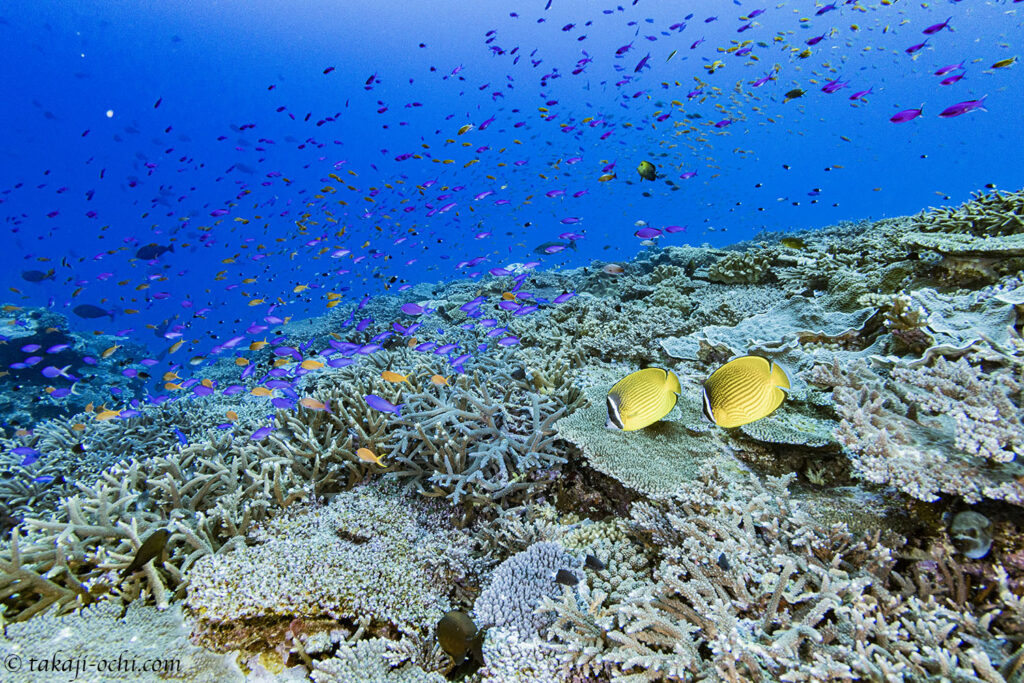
[[922, 17, 951, 34], [905, 39, 929, 54], [635, 227, 662, 239], [365, 394, 402, 415], [889, 106, 924, 123], [940, 73, 965, 86], [935, 61, 964, 76], [553, 292, 576, 304], [937, 96, 986, 118], [400, 303, 424, 315]]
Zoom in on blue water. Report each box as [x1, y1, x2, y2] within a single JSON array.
[[1, 0, 1022, 408]]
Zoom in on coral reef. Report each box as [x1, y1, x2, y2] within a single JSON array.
[[472, 540, 580, 638], [541, 466, 1022, 681], [0, 601, 242, 682], [309, 637, 445, 683], [2, 194, 1024, 682], [707, 247, 776, 285], [554, 380, 726, 497], [384, 366, 574, 515], [817, 356, 1024, 504], [187, 485, 476, 643]]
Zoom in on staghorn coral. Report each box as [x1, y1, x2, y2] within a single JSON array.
[[823, 357, 1024, 504], [383, 367, 574, 516], [0, 397, 267, 529], [914, 188, 1024, 237], [541, 466, 1022, 682], [891, 356, 1024, 463], [0, 431, 308, 619]]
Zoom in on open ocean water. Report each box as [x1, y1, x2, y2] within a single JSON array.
[[0, 1, 1023, 681]]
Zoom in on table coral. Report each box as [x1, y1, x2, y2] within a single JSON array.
[[0, 601, 242, 682], [554, 381, 727, 497], [186, 485, 474, 642]]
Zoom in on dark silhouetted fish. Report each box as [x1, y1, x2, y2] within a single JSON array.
[[135, 243, 174, 260], [120, 528, 170, 577], [21, 269, 55, 283], [73, 304, 113, 320]]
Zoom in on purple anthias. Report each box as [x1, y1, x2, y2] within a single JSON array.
[[890, 106, 924, 123], [937, 96, 987, 118], [364, 394, 402, 416]]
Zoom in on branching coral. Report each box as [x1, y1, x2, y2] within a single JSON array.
[[821, 357, 1024, 504], [541, 466, 1022, 681], [472, 540, 581, 638], [384, 368, 574, 516], [707, 248, 776, 285], [914, 188, 1024, 237], [0, 432, 306, 619]]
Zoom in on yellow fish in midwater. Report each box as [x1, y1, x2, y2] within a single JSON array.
[[251, 387, 274, 397], [430, 374, 449, 386], [249, 340, 269, 351], [779, 237, 807, 250], [101, 344, 121, 359], [702, 355, 790, 429], [356, 447, 387, 467], [606, 368, 681, 431], [381, 371, 410, 384], [95, 409, 121, 421], [169, 340, 185, 354], [992, 56, 1017, 69], [300, 359, 324, 370]]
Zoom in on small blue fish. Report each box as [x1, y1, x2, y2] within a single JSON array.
[[364, 394, 402, 416], [251, 426, 275, 441], [173, 428, 188, 445]]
